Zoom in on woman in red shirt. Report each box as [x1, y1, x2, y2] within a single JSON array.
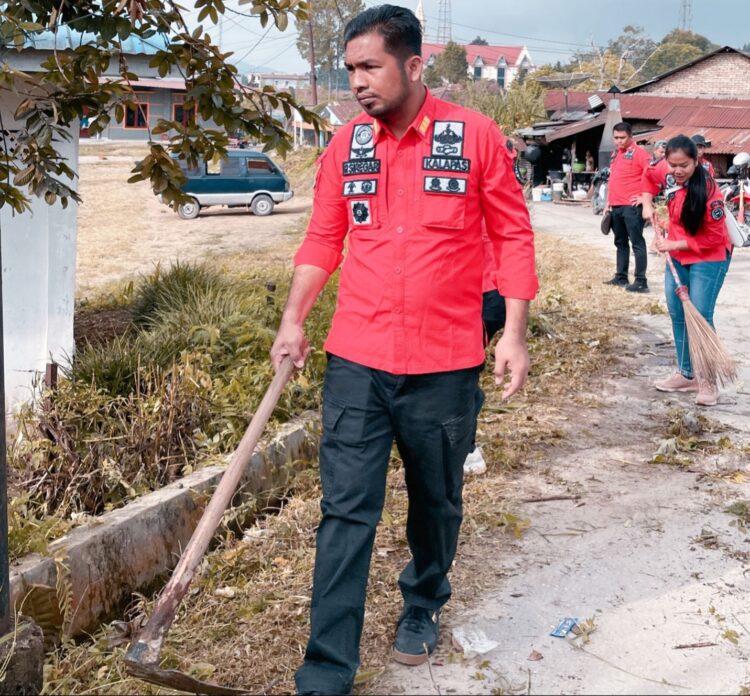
[[653, 135, 732, 406]]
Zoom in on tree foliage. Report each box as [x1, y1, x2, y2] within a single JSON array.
[[295, 0, 364, 92], [469, 36, 488, 46], [434, 41, 468, 84], [461, 78, 545, 132], [0, 0, 322, 214]]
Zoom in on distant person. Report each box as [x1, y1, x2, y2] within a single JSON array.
[[585, 150, 595, 172], [652, 135, 731, 407], [691, 134, 715, 178], [604, 122, 651, 292], [651, 139, 667, 164]]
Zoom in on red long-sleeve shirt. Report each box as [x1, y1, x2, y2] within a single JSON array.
[[608, 143, 651, 206], [294, 88, 537, 375], [666, 184, 731, 264]]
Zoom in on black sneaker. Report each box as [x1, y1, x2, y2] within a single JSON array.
[[625, 280, 649, 293], [603, 276, 628, 286], [392, 606, 440, 666]]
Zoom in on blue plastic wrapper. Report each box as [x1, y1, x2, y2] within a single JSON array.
[[550, 617, 579, 638]]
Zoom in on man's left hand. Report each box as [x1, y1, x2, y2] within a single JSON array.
[[494, 333, 530, 399]]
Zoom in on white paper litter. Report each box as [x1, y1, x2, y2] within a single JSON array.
[[451, 627, 499, 658]]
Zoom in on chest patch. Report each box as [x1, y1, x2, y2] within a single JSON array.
[[665, 173, 676, 188], [343, 179, 378, 197], [423, 176, 467, 195], [350, 199, 372, 225], [431, 121, 465, 158], [423, 156, 470, 172], [624, 150, 635, 161], [343, 159, 381, 176], [350, 124, 375, 159]]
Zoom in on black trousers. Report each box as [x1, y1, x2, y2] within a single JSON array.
[[611, 204, 647, 282], [295, 355, 480, 694]]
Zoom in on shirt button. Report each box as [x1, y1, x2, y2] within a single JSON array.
[[394, 267, 402, 275], [395, 307, 403, 314], [397, 188, 405, 196], [396, 226, 404, 234]]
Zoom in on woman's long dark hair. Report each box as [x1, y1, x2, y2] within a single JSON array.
[[665, 135, 716, 236]]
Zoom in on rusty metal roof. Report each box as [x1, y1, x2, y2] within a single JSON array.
[[640, 126, 750, 155], [659, 105, 750, 129]]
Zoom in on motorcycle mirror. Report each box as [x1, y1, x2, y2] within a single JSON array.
[[727, 165, 737, 176], [522, 143, 542, 164]]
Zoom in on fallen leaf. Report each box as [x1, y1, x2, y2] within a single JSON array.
[[527, 650, 544, 661], [214, 586, 237, 599]]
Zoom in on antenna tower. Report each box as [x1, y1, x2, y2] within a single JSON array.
[[437, 0, 452, 44], [679, 0, 692, 31]]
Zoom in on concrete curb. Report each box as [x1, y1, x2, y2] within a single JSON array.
[[10, 413, 320, 636]]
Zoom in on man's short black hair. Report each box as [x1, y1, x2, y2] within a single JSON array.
[[613, 122, 632, 135], [343, 4, 422, 60]]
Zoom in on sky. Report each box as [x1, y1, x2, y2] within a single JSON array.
[[186, 0, 747, 75]]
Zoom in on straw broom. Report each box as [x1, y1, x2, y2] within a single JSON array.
[[653, 214, 736, 386]]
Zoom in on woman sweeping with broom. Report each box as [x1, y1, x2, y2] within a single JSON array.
[[652, 135, 735, 406]]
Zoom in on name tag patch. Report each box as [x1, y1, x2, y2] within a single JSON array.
[[343, 179, 378, 196], [350, 124, 375, 159], [424, 176, 467, 195], [350, 199, 372, 225], [343, 159, 381, 176], [423, 156, 470, 173], [431, 121, 465, 158]]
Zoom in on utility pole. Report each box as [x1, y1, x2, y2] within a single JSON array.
[[307, 1, 318, 106], [0, 228, 9, 638], [679, 0, 693, 31]]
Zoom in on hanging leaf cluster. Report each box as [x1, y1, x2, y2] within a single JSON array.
[[0, 0, 323, 213]]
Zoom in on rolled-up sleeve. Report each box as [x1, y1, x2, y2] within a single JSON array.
[[478, 123, 538, 300], [293, 148, 348, 273]]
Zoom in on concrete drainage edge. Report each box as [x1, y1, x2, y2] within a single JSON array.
[[10, 411, 321, 637]]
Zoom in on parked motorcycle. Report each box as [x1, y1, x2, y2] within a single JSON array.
[[722, 152, 750, 225], [591, 167, 610, 215]]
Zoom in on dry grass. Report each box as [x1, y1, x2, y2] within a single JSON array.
[[41, 231, 658, 695]]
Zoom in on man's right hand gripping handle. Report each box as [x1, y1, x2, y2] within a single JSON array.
[[271, 320, 310, 371]]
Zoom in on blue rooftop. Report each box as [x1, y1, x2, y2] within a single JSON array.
[[21, 26, 169, 54]]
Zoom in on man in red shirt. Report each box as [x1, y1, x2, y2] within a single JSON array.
[[270, 6, 537, 694], [605, 122, 651, 292], [692, 134, 715, 178]]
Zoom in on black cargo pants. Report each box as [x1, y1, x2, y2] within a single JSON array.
[[611, 204, 647, 282], [295, 354, 480, 694]]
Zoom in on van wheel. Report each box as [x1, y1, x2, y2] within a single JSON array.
[[251, 194, 274, 216], [177, 198, 200, 220]]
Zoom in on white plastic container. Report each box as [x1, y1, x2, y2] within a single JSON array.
[[532, 187, 543, 202]]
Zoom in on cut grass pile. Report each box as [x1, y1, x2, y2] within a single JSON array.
[[39, 232, 659, 695]]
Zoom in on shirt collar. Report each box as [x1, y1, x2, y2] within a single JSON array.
[[372, 86, 435, 144]]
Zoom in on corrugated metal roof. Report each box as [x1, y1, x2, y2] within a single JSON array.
[[640, 126, 750, 155], [546, 114, 606, 142], [423, 42, 524, 67], [660, 105, 750, 129], [20, 26, 167, 54]]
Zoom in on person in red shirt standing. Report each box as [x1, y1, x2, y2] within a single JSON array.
[[269, 6, 537, 694], [652, 135, 732, 406], [605, 122, 652, 292], [691, 134, 715, 178]]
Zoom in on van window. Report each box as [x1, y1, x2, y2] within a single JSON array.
[[206, 154, 221, 175], [247, 159, 274, 175], [221, 158, 243, 176], [176, 159, 200, 177]]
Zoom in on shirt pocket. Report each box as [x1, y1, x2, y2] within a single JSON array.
[[421, 176, 468, 230]]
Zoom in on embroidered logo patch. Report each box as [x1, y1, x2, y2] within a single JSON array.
[[624, 149, 634, 160], [343, 179, 378, 197], [350, 124, 375, 159], [350, 200, 371, 225], [343, 159, 381, 176], [665, 173, 677, 188], [711, 200, 725, 221], [423, 176, 467, 195], [423, 156, 470, 172], [431, 121, 465, 158]]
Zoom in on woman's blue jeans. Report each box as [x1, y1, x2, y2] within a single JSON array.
[[664, 252, 731, 379]]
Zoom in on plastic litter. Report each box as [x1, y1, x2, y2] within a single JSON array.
[[451, 627, 499, 658], [550, 617, 579, 638]]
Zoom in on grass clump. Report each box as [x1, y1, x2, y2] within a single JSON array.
[[10, 261, 337, 556]]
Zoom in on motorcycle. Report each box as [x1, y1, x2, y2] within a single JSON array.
[[591, 167, 610, 215], [722, 152, 750, 225]]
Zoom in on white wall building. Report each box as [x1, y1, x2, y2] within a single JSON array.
[[1, 83, 78, 409], [422, 42, 535, 88]]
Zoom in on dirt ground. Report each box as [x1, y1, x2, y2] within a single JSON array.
[[75, 141, 314, 298], [69, 146, 750, 693], [377, 204, 750, 695]]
